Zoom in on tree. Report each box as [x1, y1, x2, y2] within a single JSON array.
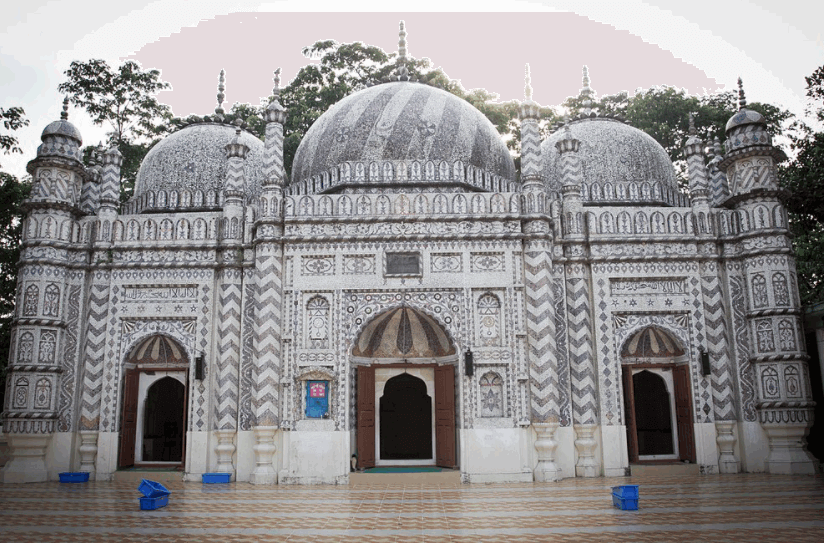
[[1, 106, 29, 166], [780, 64, 824, 304], [58, 59, 173, 200], [0, 105, 30, 409]]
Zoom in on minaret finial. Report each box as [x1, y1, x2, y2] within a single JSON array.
[[273, 68, 282, 97], [688, 112, 697, 136], [216, 69, 226, 115], [737, 77, 747, 110], [580, 65, 595, 116], [61, 96, 69, 120], [397, 20, 409, 81], [524, 64, 533, 101]]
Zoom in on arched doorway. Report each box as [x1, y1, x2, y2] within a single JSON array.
[[621, 326, 696, 463], [380, 373, 432, 460], [352, 306, 458, 469], [141, 377, 185, 462], [119, 335, 189, 468]]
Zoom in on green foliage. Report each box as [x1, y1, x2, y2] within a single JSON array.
[[0, 106, 29, 167], [59, 59, 173, 201], [780, 65, 824, 304], [0, 172, 30, 409]]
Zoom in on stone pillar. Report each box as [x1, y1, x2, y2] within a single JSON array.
[[519, 66, 561, 481], [212, 129, 249, 479], [686, 116, 741, 473], [556, 126, 599, 477], [250, 75, 287, 485]]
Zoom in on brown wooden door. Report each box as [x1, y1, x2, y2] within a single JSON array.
[[356, 366, 375, 469], [673, 364, 696, 463], [435, 364, 457, 468], [118, 369, 139, 468], [622, 366, 639, 463]]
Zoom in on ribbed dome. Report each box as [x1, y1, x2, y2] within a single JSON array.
[[290, 82, 516, 194], [127, 335, 187, 366], [41, 119, 82, 144], [353, 306, 455, 359], [621, 327, 685, 358], [130, 123, 265, 213], [543, 117, 683, 206]]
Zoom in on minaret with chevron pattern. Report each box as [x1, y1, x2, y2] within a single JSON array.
[[2, 99, 86, 482], [556, 123, 599, 477], [213, 73, 249, 477], [520, 65, 561, 482], [249, 69, 287, 485], [718, 79, 815, 474], [686, 112, 741, 473]]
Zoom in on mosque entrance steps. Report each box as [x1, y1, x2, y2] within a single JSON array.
[[112, 468, 184, 484], [349, 468, 461, 485], [629, 462, 700, 477]]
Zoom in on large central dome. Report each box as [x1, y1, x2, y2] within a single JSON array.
[[290, 82, 516, 194]]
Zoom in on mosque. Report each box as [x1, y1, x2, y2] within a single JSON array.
[[1, 23, 817, 484]]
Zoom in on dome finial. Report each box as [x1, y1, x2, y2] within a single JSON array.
[[688, 112, 697, 136], [60, 96, 69, 120], [397, 20, 409, 81], [737, 77, 747, 110], [580, 65, 595, 116], [216, 69, 226, 115], [524, 64, 533, 101], [273, 68, 282, 97]]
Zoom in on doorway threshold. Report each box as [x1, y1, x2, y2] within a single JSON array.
[[629, 462, 700, 477]]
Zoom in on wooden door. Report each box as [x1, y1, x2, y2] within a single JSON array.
[[434, 364, 457, 468], [673, 364, 696, 463], [622, 366, 639, 463], [356, 366, 375, 469], [118, 369, 139, 468]]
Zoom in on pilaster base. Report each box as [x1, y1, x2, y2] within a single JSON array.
[[214, 429, 236, 479], [78, 431, 99, 480], [573, 423, 599, 477], [0, 433, 51, 483], [714, 421, 740, 474], [764, 424, 817, 475], [533, 422, 561, 482], [249, 426, 278, 485]]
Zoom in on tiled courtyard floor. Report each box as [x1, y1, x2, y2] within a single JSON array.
[[1, 473, 823, 542]]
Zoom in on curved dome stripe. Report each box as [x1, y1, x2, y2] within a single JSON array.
[[128, 335, 187, 366], [352, 306, 456, 358], [365, 83, 421, 161], [291, 81, 516, 187], [621, 326, 685, 358]]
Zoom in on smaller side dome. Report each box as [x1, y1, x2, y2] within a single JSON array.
[[724, 78, 772, 154], [36, 97, 83, 163], [129, 123, 265, 213], [542, 117, 685, 206]]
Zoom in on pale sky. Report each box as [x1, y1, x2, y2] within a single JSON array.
[[2, 1, 822, 179]]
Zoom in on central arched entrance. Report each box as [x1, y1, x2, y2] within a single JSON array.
[[118, 334, 189, 468], [353, 306, 458, 469], [620, 326, 696, 463]]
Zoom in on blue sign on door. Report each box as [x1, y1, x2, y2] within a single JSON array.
[[306, 381, 328, 418]]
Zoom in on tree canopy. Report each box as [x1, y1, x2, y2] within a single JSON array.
[[58, 59, 174, 200], [0, 106, 30, 167], [780, 65, 824, 304]]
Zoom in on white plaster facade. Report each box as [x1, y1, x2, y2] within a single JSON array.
[[1, 31, 818, 484]]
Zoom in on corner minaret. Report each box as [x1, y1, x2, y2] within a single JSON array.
[[719, 78, 816, 474], [250, 68, 288, 485], [1, 98, 86, 482]]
